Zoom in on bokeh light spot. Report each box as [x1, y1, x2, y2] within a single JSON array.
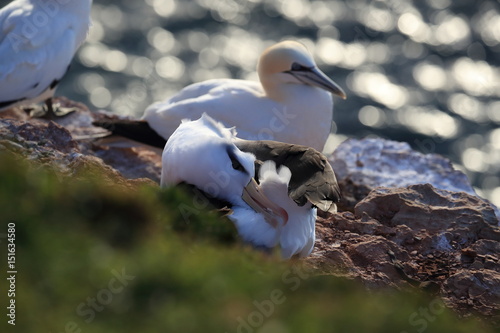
[[156, 56, 186, 81], [413, 63, 447, 91], [462, 148, 487, 172], [358, 106, 386, 128], [90, 87, 112, 108]]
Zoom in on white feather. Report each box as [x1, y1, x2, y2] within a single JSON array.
[[161, 113, 255, 205], [0, 0, 92, 109], [258, 161, 316, 259]]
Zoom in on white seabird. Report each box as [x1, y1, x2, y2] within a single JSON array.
[[144, 40, 346, 151], [161, 114, 340, 259], [0, 0, 92, 116]]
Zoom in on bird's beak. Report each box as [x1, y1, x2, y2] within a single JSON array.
[[289, 67, 347, 99], [242, 178, 288, 228]]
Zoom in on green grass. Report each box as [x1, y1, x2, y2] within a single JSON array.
[[0, 153, 495, 333]]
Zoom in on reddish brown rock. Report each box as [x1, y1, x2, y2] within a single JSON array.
[[0, 98, 162, 183], [461, 240, 500, 273], [1, 119, 79, 153], [312, 213, 419, 289], [92, 144, 162, 181], [330, 138, 500, 221], [443, 270, 500, 322], [355, 184, 499, 242], [313, 184, 500, 321], [0, 110, 155, 190]]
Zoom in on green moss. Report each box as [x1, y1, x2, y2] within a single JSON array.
[[0, 154, 495, 333]]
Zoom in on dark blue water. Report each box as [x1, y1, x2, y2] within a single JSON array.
[[3, 0, 499, 206]]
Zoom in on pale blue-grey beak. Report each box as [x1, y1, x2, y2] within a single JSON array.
[[287, 66, 347, 99]]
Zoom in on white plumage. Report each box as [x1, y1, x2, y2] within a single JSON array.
[[161, 114, 255, 206], [0, 0, 92, 112], [161, 114, 317, 259], [231, 160, 316, 258], [145, 40, 346, 151]]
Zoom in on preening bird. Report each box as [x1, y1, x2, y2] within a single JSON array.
[[161, 114, 340, 259], [0, 0, 93, 117], [95, 40, 346, 151]]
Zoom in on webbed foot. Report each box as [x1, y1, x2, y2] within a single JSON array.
[[25, 98, 76, 119]]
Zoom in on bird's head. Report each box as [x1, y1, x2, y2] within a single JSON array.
[[257, 40, 346, 100]]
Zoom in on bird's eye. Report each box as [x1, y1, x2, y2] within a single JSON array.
[[226, 146, 247, 173], [231, 157, 245, 172], [291, 62, 309, 71]]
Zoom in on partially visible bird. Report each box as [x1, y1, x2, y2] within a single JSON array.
[[161, 113, 340, 259], [0, 0, 93, 117], [234, 138, 340, 214], [95, 40, 346, 151]]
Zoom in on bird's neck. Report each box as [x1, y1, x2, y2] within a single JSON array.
[[260, 78, 289, 102]]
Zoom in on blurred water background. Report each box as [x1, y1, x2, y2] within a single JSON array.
[[3, 0, 499, 206]]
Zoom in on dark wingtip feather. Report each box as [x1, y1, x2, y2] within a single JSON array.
[[93, 119, 167, 148]]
